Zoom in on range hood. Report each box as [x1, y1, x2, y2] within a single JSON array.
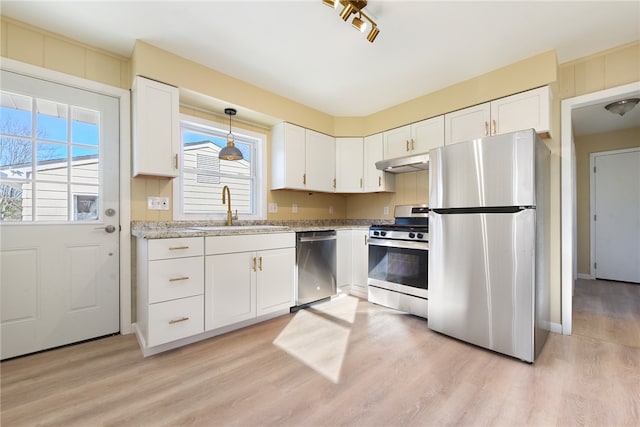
[[375, 152, 430, 174]]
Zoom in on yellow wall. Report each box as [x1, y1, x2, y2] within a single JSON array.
[[1, 17, 130, 89], [574, 127, 640, 276]]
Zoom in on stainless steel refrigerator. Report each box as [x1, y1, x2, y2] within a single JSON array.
[[428, 129, 550, 363]]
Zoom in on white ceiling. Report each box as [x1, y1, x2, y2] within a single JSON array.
[[2, 0, 639, 134]]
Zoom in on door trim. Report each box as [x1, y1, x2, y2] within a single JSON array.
[[589, 147, 640, 281], [0, 57, 132, 335], [560, 80, 640, 336]]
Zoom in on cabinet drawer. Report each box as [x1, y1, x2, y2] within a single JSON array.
[[147, 295, 204, 347], [148, 256, 204, 303], [205, 232, 295, 255], [148, 237, 204, 260]]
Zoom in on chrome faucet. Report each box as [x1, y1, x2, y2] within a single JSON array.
[[222, 185, 238, 226]]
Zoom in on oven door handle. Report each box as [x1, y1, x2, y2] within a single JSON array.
[[368, 237, 429, 250]]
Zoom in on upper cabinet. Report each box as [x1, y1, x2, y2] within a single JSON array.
[[444, 86, 550, 145], [305, 129, 336, 193], [336, 137, 364, 193], [132, 76, 180, 177], [384, 115, 445, 158], [363, 133, 395, 192], [271, 122, 335, 192]]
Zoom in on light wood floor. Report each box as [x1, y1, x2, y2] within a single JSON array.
[[2, 281, 639, 427]]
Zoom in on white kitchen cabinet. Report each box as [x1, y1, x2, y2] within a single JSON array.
[[336, 228, 369, 298], [336, 230, 353, 293], [306, 129, 336, 193], [132, 75, 180, 177], [204, 233, 295, 330], [271, 122, 335, 192], [271, 122, 306, 190], [336, 137, 364, 193], [350, 228, 369, 299], [136, 237, 205, 348], [363, 133, 395, 192], [444, 86, 550, 145], [383, 116, 445, 159]]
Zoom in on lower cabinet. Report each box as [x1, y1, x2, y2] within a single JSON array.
[[136, 237, 205, 348], [336, 228, 369, 298], [204, 233, 295, 331], [136, 232, 295, 356]]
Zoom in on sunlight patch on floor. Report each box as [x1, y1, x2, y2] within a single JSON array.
[[273, 295, 359, 383]]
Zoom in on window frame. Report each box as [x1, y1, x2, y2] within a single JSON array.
[[172, 113, 266, 221]]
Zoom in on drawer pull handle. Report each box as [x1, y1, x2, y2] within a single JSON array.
[[169, 276, 189, 282], [169, 317, 189, 324], [169, 246, 189, 250]]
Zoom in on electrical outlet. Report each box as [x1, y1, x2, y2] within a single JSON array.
[[268, 202, 278, 213], [148, 196, 169, 210], [383, 206, 389, 215], [329, 205, 334, 215], [291, 204, 298, 213]]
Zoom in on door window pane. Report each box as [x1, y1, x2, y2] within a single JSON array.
[[0, 90, 101, 222]]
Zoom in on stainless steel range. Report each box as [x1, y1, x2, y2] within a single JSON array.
[[368, 205, 429, 318]]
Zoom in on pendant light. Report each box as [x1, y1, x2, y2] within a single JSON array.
[[219, 108, 243, 161]]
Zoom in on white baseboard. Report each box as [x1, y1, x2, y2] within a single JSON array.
[[549, 322, 563, 334]]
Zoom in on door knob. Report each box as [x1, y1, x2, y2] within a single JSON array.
[[104, 225, 116, 233]]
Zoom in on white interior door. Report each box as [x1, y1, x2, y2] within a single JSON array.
[[0, 70, 120, 359], [593, 148, 640, 283]]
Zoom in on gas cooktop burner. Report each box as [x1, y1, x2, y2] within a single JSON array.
[[369, 204, 430, 242]]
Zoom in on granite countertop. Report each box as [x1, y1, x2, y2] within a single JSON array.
[[132, 219, 390, 239]]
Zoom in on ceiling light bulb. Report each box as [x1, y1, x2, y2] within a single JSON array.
[[339, 3, 356, 21], [366, 26, 380, 43], [352, 15, 367, 32]]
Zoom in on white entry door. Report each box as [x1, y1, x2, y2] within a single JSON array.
[[0, 70, 120, 359], [593, 148, 640, 283]]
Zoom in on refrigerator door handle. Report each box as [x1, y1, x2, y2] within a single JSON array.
[[432, 206, 531, 215]]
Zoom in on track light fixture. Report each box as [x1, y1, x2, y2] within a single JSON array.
[[218, 108, 243, 161], [323, 0, 380, 43]]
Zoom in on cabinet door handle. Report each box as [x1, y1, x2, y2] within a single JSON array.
[[406, 140, 410, 152], [492, 119, 497, 135], [484, 121, 489, 136], [303, 173, 306, 185], [333, 178, 336, 188], [378, 176, 382, 187], [174, 153, 179, 169], [169, 317, 189, 324], [169, 276, 189, 282], [258, 256, 263, 271], [359, 178, 363, 188], [411, 138, 415, 150], [252, 257, 257, 272], [364, 235, 368, 245], [169, 246, 189, 251]]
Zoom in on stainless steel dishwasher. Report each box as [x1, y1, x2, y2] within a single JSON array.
[[295, 230, 337, 308]]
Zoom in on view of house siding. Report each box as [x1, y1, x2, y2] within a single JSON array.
[[182, 143, 251, 214], [19, 158, 99, 221]]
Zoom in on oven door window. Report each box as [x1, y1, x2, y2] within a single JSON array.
[[368, 244, 427, 290]]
